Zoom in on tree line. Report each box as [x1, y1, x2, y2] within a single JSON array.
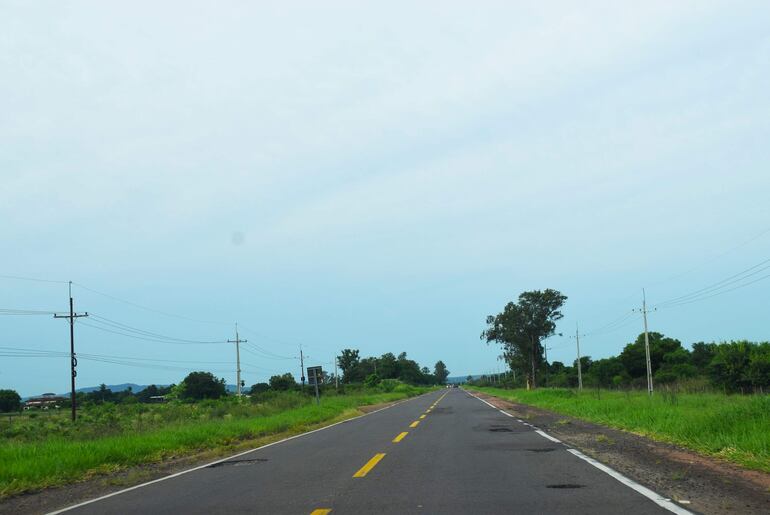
[[1, 351, 451, 412], [481, 289, 770, 393], [335, 349, 448, 386]]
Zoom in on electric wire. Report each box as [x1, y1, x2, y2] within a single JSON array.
[[0, 274, 68, 284], [87, 314, 227, 344], [71, 282, 229, 326], [0, 308, 58, 315], [241, 340, 294, 360], [78, 320, 227, 345], [582, 311, 637, 336], [653, 256, 770, 309]]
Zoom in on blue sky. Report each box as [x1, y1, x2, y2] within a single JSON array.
[[2, 1, 769, 396]]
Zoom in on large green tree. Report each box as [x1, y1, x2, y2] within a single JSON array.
[[0, 389, 21, 412], [618, 332, 683, 378], [180, 371, 226, 400], [269, 373, 298, 391], [337, 349, 361, 383], [481, 289, 567, 389], [434, 361, 449, 384]]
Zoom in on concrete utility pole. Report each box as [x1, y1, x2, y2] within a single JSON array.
[[53, 281, 88, 421], [299, 346, 306, 388], [228, 323, 247, 396], [334, 355, 339, 391], [640, 289, 654, 396], [575, 323, 583, 391]]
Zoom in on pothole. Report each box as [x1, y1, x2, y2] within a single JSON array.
[[207, 458, 268, 468], [546, 484, 585, 489], [527, 448, 556, 453], [488, 426, 513, 432]]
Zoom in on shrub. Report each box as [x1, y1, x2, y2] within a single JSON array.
[[364, 374, 381, 388]]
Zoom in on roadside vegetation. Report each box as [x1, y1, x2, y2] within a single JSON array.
[[0, 351, 443, 498], [474, 288, 770, 473], [466, 386, 770, 473]]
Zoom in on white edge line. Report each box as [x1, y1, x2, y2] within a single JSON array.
[[535, 429, 561, 443], [466, 389, 692, 515], [47, 392, 431, 515], [567, 449, 693, 515]]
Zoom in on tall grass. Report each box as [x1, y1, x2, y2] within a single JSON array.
[[469, 386, 770, 473], [0, 387, 429, 497]]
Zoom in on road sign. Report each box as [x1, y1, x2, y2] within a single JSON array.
[[307, 366, 323, 386], [307, 366, 322, 405]]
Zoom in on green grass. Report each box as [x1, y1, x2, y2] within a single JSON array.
[[468, 386, 770, 473], [0, 387, 431, 498]]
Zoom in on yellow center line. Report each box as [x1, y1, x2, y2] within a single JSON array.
[[393, 431, 409, 443], [426, 409, 432, 413], [353, 453, 386, 478], [419, 414, 426, 419], [410, 420, 420, 428], [310, 510, 332, 515]]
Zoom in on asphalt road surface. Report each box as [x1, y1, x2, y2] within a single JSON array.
[[54, 389, 689, 515]]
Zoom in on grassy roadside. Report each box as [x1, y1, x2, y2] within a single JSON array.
[[467, 386, 770, 473], [0, 387, 431, 498]]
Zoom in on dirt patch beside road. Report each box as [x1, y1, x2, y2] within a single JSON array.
[[472, 390, 770, 515]]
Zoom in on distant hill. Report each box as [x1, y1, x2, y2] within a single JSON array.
[[37, 382, 238, 397], [74, 383, 156, 394]]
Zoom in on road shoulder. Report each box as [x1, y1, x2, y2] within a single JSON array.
[[472, 390, 770, 515]]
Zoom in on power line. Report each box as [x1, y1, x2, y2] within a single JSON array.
[[646, 225, 770, 288], [71, 282, 229, 325], [87, 314, 228, 344], [582, 311, 637, 336], [654, 255, 770, 309], [79, 318, 228, 345], [240, 345, 294, 362], [657, 271, 770, 310], [237, 323, 304, 349], [0, 308, 58, 315], [242, 341, 294, 360], [0, 274, 68, 284]]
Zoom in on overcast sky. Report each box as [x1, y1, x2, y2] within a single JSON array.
[[2, 1, 769, 396]]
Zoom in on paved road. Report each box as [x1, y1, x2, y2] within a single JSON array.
[[57, 389, 685, 515]]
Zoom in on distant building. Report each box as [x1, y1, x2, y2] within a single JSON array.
[[23, 393, 68, 410]]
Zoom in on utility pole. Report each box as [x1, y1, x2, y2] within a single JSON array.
[[227, 323, 247, 396], [334, 355, 339, 391], [299, 346, 306, 388], [635, 289, 655, 396], [575, 323, 583, 391], [53, 281, 88, 421]]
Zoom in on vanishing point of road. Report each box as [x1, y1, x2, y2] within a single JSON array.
[[53, 389, 690, 515]]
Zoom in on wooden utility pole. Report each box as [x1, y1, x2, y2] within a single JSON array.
[[53, 281, 88, 421]]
